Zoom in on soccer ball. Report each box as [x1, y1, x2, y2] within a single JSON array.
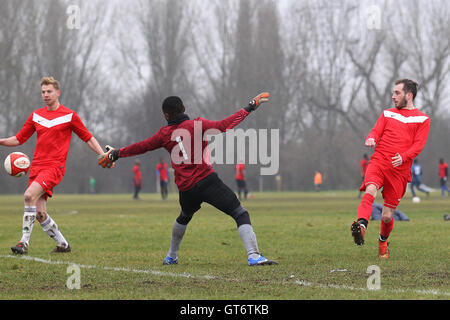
[[412, 196, 421, 203], [4, 152, 31, 177]]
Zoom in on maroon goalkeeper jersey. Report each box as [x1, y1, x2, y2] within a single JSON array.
[[118, 109, 250, 192], [366, 107, 430, 179]]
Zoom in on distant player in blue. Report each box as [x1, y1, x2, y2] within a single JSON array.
[[410, 159, 429, 198], [371, 202, 410, 221]]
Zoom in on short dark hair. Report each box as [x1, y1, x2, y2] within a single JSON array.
[[162, 96, 185, 117], [395, 79, 419, 100]]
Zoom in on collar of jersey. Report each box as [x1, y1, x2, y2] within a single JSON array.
[[167, 113, 190, 126]]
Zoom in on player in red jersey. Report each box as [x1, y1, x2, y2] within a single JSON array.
[[156, 158, 169, 200], [351, 79, 430, 259], [133, 159, 142, 200], [235, 161, 248, 200], [98, 93, 278, 266], [439, 158, 449, 197], [0, 77, 106, 254]]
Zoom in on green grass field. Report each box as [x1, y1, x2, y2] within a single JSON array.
[[0, 191, 448, 300]]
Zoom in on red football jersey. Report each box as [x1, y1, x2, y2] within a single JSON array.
[[133, 164, 142, 180], [235, 163, 245, 180], [366, 107, 430, 178], [118, 108, 250, 192], [156, 162, 169, 181], [15, 105, 92, 172], [440, 162, 448, 178]]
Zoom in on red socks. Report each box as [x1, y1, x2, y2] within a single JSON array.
[[380, 218, 394, 240], [357, 193, 375, 222]]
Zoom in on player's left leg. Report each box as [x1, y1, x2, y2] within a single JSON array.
[[36, 196, 71, 253], [378, 206, 394, 259], [378, 171, 408, 259], [243, 181, 248, 200], [201, 173, 277, 266], [410, 182, 417, 198], [162, 181, 168, 200]]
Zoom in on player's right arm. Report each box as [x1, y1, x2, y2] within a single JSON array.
[[4, 113, 36, 147], [1, 112, 35, 147], [0, 136, 21, 147]]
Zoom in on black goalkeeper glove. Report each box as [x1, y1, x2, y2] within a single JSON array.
[[244, 92, 270, 112], [106, 146, 119, 162], [98, 145, 119, 168]]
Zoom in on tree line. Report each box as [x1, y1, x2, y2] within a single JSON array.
[[1, 0, 449, 194]]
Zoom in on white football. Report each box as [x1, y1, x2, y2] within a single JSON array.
[[4, 152, 31, 177], [412, 196, 421, 203]]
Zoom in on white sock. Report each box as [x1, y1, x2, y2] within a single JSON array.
[[238, 224, 260, 260], [20, 206, 36, 245], [40, 215, 68, 247], [167, 221, 187, 259]]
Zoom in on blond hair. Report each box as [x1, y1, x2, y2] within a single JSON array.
[[41, 77, 60, 90]]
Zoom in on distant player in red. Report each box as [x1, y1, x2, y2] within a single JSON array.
[[439, 158, 449, 197], [351, 79, 430, 259], [235, 161, 248, 200], [0, 77, 106, 254], [156, 158, 169, 200], [358, 154, 369, 198], [99, 93, 278, 266], [133, 159, 142, 200]]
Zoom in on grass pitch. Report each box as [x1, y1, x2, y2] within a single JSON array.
[[0, 191, 448, 300]]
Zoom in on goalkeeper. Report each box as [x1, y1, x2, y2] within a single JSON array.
[[98, 93, 278, 266]]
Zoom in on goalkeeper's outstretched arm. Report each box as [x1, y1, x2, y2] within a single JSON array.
[[201, 92, 270, 132]]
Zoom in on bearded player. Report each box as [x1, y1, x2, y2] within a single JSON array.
[[351, 79, 430, 259], [0, 77, 106, 254], [99, 93, 278, 266]]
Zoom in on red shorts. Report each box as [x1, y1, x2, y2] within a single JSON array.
[[28, 166, 64, 199], [360, 161, 408, 209]]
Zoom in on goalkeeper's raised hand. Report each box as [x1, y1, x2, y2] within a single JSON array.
[[245, 92, 270, 112], [98, 145, 119, 168]]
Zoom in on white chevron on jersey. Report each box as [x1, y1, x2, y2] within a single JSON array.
[[32, 113, 73, 128], [383, 110, 428, 124]]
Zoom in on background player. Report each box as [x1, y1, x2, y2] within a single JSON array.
[[98, 93, 278, 266], [351, 79, 430, 259], [439, 158, 449, 197], [133, 159, 142, 200], [314, 171, 322, 192], [235, 160, 248, 200], [0, 77, 106, 254], [358, 154, 369, 198], [156, 157, 169, 200], [410, 158, 429, 198]]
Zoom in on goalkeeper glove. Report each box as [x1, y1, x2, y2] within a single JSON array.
[[245, 92, 270, 112], [98, 145, 119, 168]]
